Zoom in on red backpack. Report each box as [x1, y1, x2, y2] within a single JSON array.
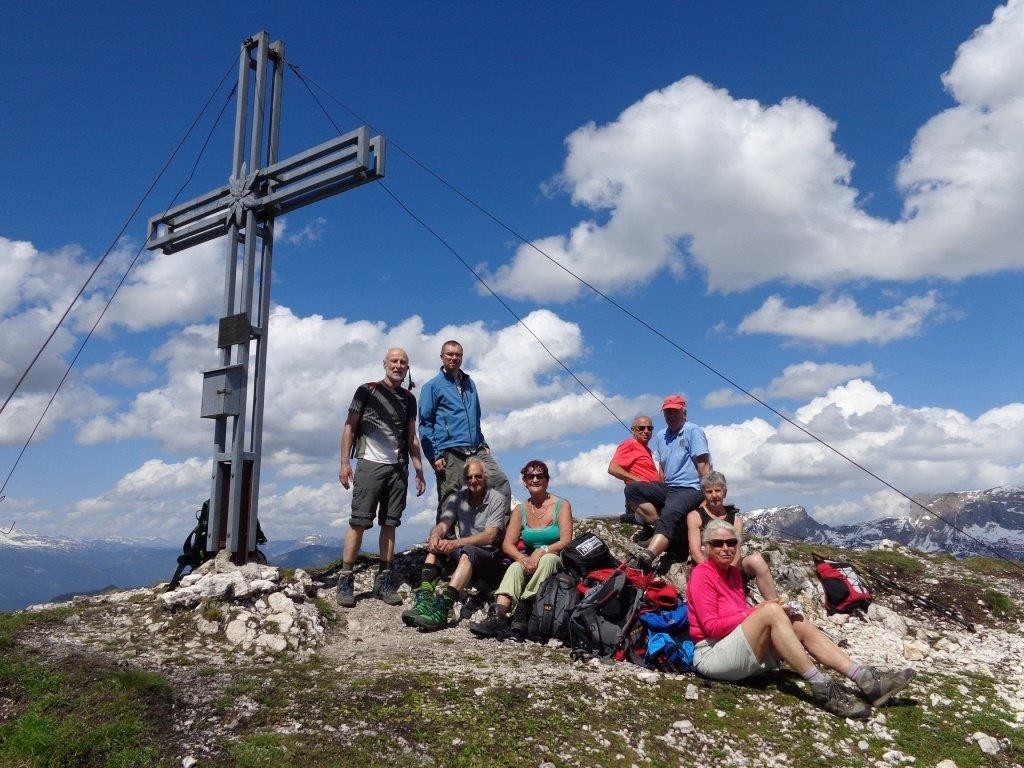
[[813, 553, 873, 614]]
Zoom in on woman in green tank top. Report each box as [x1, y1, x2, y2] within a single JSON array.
[[469, 459, 573, 640]]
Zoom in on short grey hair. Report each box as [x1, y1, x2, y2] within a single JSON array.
[[702, 519, 738, 544], [701, 470, 727, 493], [463, 458, 486, 481]]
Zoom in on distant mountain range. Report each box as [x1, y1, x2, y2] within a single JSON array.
[[0, 531, 180, 612], [4, 486, 1020, 611], [0, 530, 350, 611], [744, 486, 1024, 560]]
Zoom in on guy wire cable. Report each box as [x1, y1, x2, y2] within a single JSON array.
[[0, 73, 238, 503], [0, 56, 238, 420], [289, 62, 630, 434], [286, 60, 1024, 574]]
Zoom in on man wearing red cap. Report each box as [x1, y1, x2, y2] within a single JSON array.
[[625, 394, 711, 569]]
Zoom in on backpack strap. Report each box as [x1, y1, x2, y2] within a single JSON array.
[[350, 382, 411, 465]]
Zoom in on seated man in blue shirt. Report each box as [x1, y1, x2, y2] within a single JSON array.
[[625, 394, 711, 569]]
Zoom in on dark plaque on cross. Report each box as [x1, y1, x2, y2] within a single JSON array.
[[146, 32, 385, 564]]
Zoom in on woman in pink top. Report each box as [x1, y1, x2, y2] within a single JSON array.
[[686, 520, 916, 719]]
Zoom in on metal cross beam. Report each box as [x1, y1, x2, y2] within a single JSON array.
[[145, 32, 385, 564]]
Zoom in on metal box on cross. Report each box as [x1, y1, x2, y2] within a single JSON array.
[[146, 32, 385, 563]]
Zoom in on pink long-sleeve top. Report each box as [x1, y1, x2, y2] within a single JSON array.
[[686, 559, 754, 642]]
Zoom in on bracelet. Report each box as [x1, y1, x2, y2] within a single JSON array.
[[539, 545, 549, 553]]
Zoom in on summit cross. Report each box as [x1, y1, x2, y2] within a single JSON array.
[[146, 32, 385, 563]]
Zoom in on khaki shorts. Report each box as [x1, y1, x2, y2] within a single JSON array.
[[694, 624, 781, 681]]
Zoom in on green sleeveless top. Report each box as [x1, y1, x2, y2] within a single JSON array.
[[518, 498, 563, 550]]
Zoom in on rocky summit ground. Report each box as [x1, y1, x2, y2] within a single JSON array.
[[1, 518, 1023, 768]]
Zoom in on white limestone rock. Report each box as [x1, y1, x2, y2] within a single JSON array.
[[868, 604, 909, 637], [972, 732, 1000, 755], [903, 639, 929, 661], [249, 579, 277, 595], [196, 618, 220, 635], [671, 719, 694, 734], [255, 633, 288, 652], [267, 591, 298, 616], [267, 612, 294, 632], [225, 618, 254, 646]]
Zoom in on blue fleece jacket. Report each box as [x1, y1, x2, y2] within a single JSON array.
[[418, 368, 486, 464]]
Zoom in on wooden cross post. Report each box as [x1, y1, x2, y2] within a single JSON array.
[[146, 32, 385, 563]]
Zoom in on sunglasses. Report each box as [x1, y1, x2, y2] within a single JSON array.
[[524, 473, 548, 480], [632, 426, 653, 432], [707, 538, 738, 548]]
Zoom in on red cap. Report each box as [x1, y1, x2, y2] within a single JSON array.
[[662, 394, 686, 410]]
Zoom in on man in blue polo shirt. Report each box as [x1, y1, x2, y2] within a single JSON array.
[[625, 394, 711, 569]]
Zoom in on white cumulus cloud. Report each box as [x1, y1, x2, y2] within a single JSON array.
[[704, 361, 877, 408], [737, 293, 944, 345], [485, 1, 1024, 301]]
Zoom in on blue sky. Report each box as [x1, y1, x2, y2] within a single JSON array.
[[1, 1, 1022, 548]]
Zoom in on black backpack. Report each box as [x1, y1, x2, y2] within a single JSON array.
[[561, 532, 616, 579], [167, 499, 268, 590], [527, 571, 580, 643], [568, 569, 644, 660]]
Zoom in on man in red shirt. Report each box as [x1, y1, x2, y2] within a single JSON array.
[[607, 415, 659, 525]]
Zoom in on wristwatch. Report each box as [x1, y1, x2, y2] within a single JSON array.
[[539, 545, 549, 553]]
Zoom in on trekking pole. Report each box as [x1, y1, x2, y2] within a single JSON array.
[[855, 560, 975, 632]]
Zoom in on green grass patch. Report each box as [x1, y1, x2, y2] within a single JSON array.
[[964, 556, 1024, 579], [982, 588, 1014, 616], [310, 596, 338, 627], [883, 671, 1023, 766], [0, 649, 176, 767], [857, 549, 926, 575]]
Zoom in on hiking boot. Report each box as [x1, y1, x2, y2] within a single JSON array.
[[468, 604, 511, 640], [633, 547, 657, 571], [336, 571, 356, 608], [509, 599, 533, 641], [855, 666, 917, 706], [372, 569, 403, 606], [413, 592, 455, 632], [402, 580, 437, 626], [811, 679, 871, 719], [631, 525, 656, 546], [618, 510, 641, 525]]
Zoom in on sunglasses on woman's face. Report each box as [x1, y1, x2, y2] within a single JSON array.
[[707, 538, 738, 548], [632, 425, 653, 432], [524, 473, 548, 480]]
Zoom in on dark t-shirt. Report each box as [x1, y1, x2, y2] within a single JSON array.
[[696, 504, 738, 532], [348, 382, 416, 464]]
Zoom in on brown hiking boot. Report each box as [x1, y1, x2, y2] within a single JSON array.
[[811, 679, 871, 719], [855, 666, 917, 706]]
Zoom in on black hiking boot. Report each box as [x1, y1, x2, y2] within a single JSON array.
[[336, 570, 356, 608], [854, 666, 917, 706], [468, 604, 511, 640], [372, 569, 403, 606], [811, 679, 871, 719], [632, 547, 657, 571], [509, 599, 533, 641]]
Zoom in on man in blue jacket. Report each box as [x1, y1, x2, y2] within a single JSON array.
[[419, 340, 511, 516]]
